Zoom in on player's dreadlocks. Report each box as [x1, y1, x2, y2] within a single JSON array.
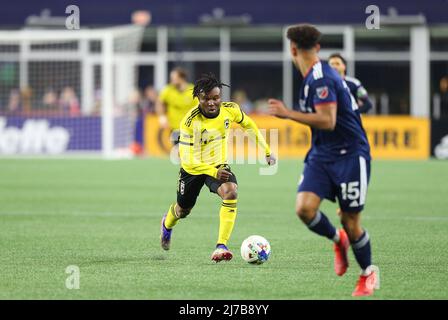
[[192, 73, 230, 98]]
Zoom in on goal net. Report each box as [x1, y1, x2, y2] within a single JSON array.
[[0, 25, 144, 157]]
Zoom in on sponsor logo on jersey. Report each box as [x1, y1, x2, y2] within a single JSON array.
[[180, 180, 185, 195], [316, 86, 329, 100]]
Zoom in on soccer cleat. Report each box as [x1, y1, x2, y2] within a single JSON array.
[[160, 214, 172, 251], [352, 266, 380, 297], [211, 244, 233, 263], [333, 229, 350, 276]]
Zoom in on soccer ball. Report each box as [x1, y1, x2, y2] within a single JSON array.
[[240, 235, 271, 264]]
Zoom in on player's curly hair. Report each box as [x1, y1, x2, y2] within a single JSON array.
[[287, 24, 322, 50], [192, 73, 230, 98]]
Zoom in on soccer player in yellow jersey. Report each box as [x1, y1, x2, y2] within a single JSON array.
[[160, 73, 276, 262], [156, 67, 199, 145]]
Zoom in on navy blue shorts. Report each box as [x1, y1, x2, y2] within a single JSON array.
[[177, 165, 238, 209], [298, 156, 371, 213]]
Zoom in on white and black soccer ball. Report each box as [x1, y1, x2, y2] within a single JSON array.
[[240, 235, 271, 264]]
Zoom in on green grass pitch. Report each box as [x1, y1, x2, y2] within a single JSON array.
[[0, 158, 447, 299]]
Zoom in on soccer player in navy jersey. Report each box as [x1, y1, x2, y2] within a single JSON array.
[[328, 53, 373, 114], [268, 24, 379, 297]]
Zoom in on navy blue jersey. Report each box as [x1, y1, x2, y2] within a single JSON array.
[[345, 76, 372, 114], [295, 61, 371, 163], [345, 76, 367, 100]]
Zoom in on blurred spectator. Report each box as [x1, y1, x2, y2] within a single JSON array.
[[126, 88, 142, 115], [141, 85, 157, 114], [440, 76, 448, 118], [7, 89, 21, 115], [92, 88, 102, 116], [59, 86, 80, 116], [232, 90, 254, 114], [125, 88, 145, 155], [42, 88, 58, 110], [253, 98, 270, 114], [399, 98, 409, 115], [130, 86, 158, 156], [120, 88, 141, 117], [21, 86, 32, 113]]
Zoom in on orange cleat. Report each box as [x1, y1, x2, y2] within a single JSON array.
[[352, 266, 380, 297], [334, 229, 350, 276]]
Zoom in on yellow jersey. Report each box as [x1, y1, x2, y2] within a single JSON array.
[[159, 83, 199, 130], [179, 102, 271, 178]]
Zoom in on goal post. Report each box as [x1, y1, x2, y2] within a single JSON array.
[[0, 25, 144, 157]]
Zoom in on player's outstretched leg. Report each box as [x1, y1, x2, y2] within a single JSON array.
[[333, 228, 350, 276], [160, 203, 190, 250], [211, 183, 238, 262], [352, 265, 380, 297], [340, 211, 379, 296], [296, 192, 349, 275], [334, 209, 350, 276], [160, 203, 177, 250]]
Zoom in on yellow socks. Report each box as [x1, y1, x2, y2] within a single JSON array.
[[164, 200, 237, 245], [164, 203, 179, 229], [217, 199, 238, 245]]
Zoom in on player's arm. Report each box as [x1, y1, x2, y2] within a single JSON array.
[[235, 108, 276, 165], [268, 79, 337, 130], [179, 124, 230, 181], [268, 99, 336, 131], [356, 84, 372, 114]]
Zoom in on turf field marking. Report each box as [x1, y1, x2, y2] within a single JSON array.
[[2, 211, 448, 222]]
